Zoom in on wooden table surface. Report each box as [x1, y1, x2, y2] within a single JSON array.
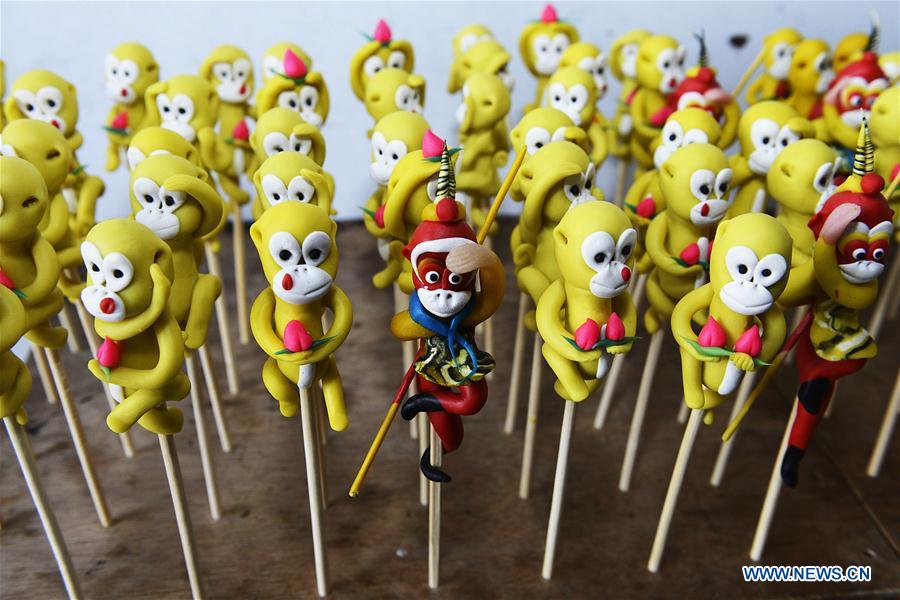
[[2, 220, 898, 599]]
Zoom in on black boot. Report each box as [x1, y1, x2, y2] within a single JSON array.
[[798, 379, 829, 414], [780, 445, 804, 488], [401, 392, 442, 421], [420, 447, 451, 483]]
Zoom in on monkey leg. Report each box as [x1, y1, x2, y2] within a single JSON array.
[[105, 141, 120, 172], [0, 358, 31, 425], [264, 358, 299, 417], [780, 378, 831, 488], [110, 386, 180, 434], [319, 357, 348, 432], [516, 265, 551, 309], [184, 274, 221, 350], [542, 344, 591, 402], [402, 376, 488, 419], [679, 347, 706, 410], [136, 375, 190, 434], [25, 308, 68, 350], [644, 271, 675, 334], [372, 255, 403, 289]]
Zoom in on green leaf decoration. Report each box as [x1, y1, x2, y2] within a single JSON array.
[[72, 164, 86, 175], [274, 336, 337, 356], [672, 257, 709, 270], [423, 147, 461, 162], [360, 206, 377, 219], [276, 72, 306, 85], [682, 338, 770, 366], [102, 125, 129, 136], [101, 365, 111, 379], [563, 335, 640, 352], [12, 288, 26, 299]]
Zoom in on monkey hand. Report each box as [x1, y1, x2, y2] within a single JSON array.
[[607, 341, 633, 355], [513, 242, 535, 270], [492, 150, 509, 169], [446, 243, 498, 274], [682, 342, 721, 363], [729, 352, 756, 372]]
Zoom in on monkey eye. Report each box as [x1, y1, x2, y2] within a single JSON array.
[[289, 134, 313, 156], [424, 270, 441, 284], [81, 241, 106, 286], [302, 231, 331, 267], [288, 176, 316, 203], [269, 231, 302, 268], [102, 252, 134, 292], [525, 127, 551, 156], [158, 187, 186, 212], [725, 246, 758, 283], [448, 273, 463, 285], [616, 228, 637, 261], [690, 169, 716, 202], [581, 231, 616, 270], [753, 254, 787, 287], [363, 55, 385, 77], [133, 177, 160, 208], [388, 50, 406, 69], [263, 132, 290, 157], [262, 174, 290, 206]]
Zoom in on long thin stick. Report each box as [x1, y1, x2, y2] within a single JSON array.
[[676, 398, 689, 424], [710, 371, 757, 487], [647, 408, 703, 573], [519, 333, 543, 499], [866, 368, 900, 478], [477, 150, 526, 245], [299, 386, 328, 597], [197, 345, 232, 453], [310, 388, 328, 511], [541, 399, 576, 580], [232, 202, 250, 345], [58, 302, 82, 354], [186, 353, 221, 521], [504, 292, 529, 434], [32, 342, 59, 404], [73, 302, 135, 458], [204, 243, 239, 396], [5, 416, 82, 599], [614, 159, 629, 208], [619, 329, 664, 492], [750, 401, 797, 561], [731, 49, 765, 98], [418, 413, 428, 507], [45, 347, 111, 527], [159, 434, 204, 600], [428, 425, 442, 590]]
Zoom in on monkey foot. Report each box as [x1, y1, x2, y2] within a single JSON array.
[[419, 447, 451, 483], [401, 393, 442, 421], [780, 445, 804, 488]]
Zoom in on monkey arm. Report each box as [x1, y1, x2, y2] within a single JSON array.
[[362, 188, 387, 238], [74, 175, 104, 235], [778, 255, 820, 308], [744, 77, 764, 105], [91, 317, 184, 389], [671, 284, 719, 362], [587, 121, 609, 167], [536, 280, 601, 362], [67, 131, 84, 153], [630, 91, 660, 141], [250, 288, 294, 358], [729, 154, 754, 188], [457, 164, 495, 194], [608, 291, 638, 355], [197, 127, 232, 173], [183, 274, 221, 350], [41, 196, 71, 247], [390, 311, 431, 342], [822, 103, 856, 150], [645, 213, 701, 277], [21, 238, 60, 300], [758, 305, 786, 362], [304, 287, 353, 363], [372, 241, 404, 289], [717, 102, 741, 149]]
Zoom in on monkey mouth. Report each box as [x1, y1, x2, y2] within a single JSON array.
[[839, 261, 883, 284], [748, 151, 776, 175], [720, 287, 774, 316]]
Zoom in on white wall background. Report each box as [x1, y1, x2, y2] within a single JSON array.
[[3, 1, 898, 222]]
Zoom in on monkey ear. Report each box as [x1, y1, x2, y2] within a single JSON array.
[[151, 244, 175, 283], [779, 162, 793, 178], [249, 221, 264, 252]]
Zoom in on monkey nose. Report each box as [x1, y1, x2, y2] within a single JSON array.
[[100, 298, 116, 314], [700, 203, 710, 216], [120, 88, 128, 97], [282, 273, 294, 291], [240, 84, 247, 95], [621, 266, 632, 282], [668, 77, 677, 88], [50, 119, 60, 129]]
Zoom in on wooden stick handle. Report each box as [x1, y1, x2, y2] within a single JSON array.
[[186, 352, 221, 520], [541, 399, 576, 580], [204, 242, 239, 396], [427, 425, 442, 590], [477, 150, 525, 245], [232, 202, 250, 345], [731, 49, 765, 99], [197, 345, 232, 453], [750, 401, 796, 561], [299, 387, 329, 597], [518, 333, 543, 499], [722, 352, 785, 442]]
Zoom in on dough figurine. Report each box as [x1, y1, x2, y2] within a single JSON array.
[[255, 50, 329, 127], [629, 35, 686, 173], [869, 86, 899, 226], [518, 3, 579, 112], [834, 19, 873, 74], [262, 42, 313, 82], [144, 75, 219, 151], [249, 201, 351, 427], [0, 60, 6, 129], [6, 70, 82, 151], [363, 67, 425, 126], [350, 19, 415, 102], [768, 138, 839, 265], [544, 66, 611, 166], [745, 28, 802, 104], [250, 107, 326, 166], [608, 29, 652, 157], [448, 35, 512, 94], [126, 125, 202, 170], [80, 219, 187, 434], [251, 151, 334, 219], [879, 51, 900, 84], [560, 42, 609, 99], [537, 200, 638, 402], [823, 49, 888, 153], [727, 101, 814, 217], [785, 38, 835, 120], [450, 24, 494, 80], [104, 42, 159, 171]]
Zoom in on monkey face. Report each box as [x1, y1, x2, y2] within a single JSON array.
[[105, 43, 158, 105], [413, 250, 477, 317], [510, 107, 585, 160], [834, 220, 892, 284], [382, 146, 454, 239], [453, 25, 494, 57], [789, 40, 834, 94], [636, 36, 685, 94], [519, 141, 600, 230], [457, 72, 510, 132], [520, 22, 577, 76], [127, 126, 201, 171], [0, 119, 72, 195], [834, 77, 888, 127], [738, 101, 811, 175], [253, 151, 331, 214], [762, 29, 802, 78], [262, 43, 313, 82], [251, 108, 325, 165], [609, 29, 651, 82], [0, 156, 49, 242], [660, 143, 732, 226], [767, 139, 839, 215], [456, 40, 513, 91], [350, 29, 415, 101], [545, 67, 595, 127], [364, 69, 425, 122], [7, 70, 78, 137], [652, 107, 721, 170], [130, 154, 222, 242], [554, 201, 635, 298], [202, 45, 253, 104], [561, 42, 608, 97], [251, 202, 338, 306], [146, 76, 218, 143], [369, 111, 430, 187]]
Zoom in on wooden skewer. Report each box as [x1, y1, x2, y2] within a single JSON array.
[[204, 243, 239, 396], [32, 341, 59, 404], [299, 386, 329, 597], [73, 301, 136, 458], [309, 387, 327, 511], [710, 371, 757, 487], [541, 399, 576, 580], [45, 347, 111, 527], [232, 202, 250, 345], [418, 413, 428, 507], [476, 150, 526, 245], [676, 397, 689, 424], [518, 333, 543, 499], [503, 292, 529, 434], [197, 344, 232, 453], [647, 408, 703, 573], [619, 328, 665, 492], [428, 425, 442, 590], [185, 352, 221, 521], [866, 368, 900, 478], [4, 416, 82, 599], [158, 433, 205, 600], [749, 401, 797, 561], [730, 49, 765, 99], [58, 302, 82, 354], [614, 159, 629, 208]]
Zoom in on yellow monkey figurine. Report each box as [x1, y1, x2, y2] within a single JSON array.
[[518, 3, 580, 112], [251, 151, 334, 219], [745, 28, 803, 105], [104, 42, 159, 171]]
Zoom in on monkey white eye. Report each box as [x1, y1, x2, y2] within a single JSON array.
[[714, 168, 733, 197], [289, 134, 313, 155], [812, 162, 834, 193], [682, 128, 709, 146], [287, 176, 315, 203], [533, 34, 551, 56], [425, 271, 441, 284], [459, 33, 479, 54], [302, 230, 331, 266], [233, 59, 251, 81], [753, 254, 787, 287], [363, 55, 385, 77], [461, 83, 470, 98], [105, 55, 120, 79], [171, 94, 194, 120], [551, 127, 567, 142], [675, 46, 687, 67], [13, 90, 38, 116], [657, 48, 676, 71], [263, 132, 290, 156], [158, 187, 186, 212], [387, 50, 406, 69], [278, 90, 301, 111], [394, 85, 415, 109], [750, 118, 779, 149], [814, 52, 830, 73], [119, 59, 139, 84], [676, 91, 707, 111], [725, 246, 758, 283], [385, 139, 408, 164], [263, 55, 281, 79], [262, 174, 290, 206], [616, 228, 637, 261], [156, 93, 173, 117], [548, 82, 568, 109], [448, 272, 463, 285], [851, 247, 867, 261], [872, 247, 886, 261], [299, 86, 319, 110], [426, 178, 439, 202], [126, 147, 146, 170], [269, 231, 302, 267], [525, 127, 551, 155], [689, 169, 716, 201], [563, 174, 583, 202], [371, 131, 387, 157], [584, 164, 596, 189], [102, 253, 134, 293], [566, 84, 589, 111], [776, 124, 800, 148], [552, 33, 570, 55], [81, 241, 105, 285], [133, 177, 160, 207], [36, 87, 63, 114], [581, 231, 616, 268], [213, 63, 232, 81], [661, 120, 683, 147]]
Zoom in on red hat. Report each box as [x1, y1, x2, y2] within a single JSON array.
[[808, 179, 893, 238]]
